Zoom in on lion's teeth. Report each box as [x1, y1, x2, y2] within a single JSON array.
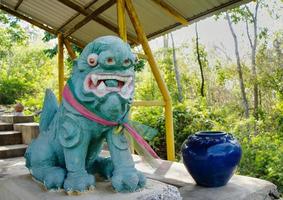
[[90, 75, 98, 86], [97, 81, 106, 92], [121, 86, 128, 95], [121, 77, 128, 81]]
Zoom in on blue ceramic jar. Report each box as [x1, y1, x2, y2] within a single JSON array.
[[181, 131, 242, 187]]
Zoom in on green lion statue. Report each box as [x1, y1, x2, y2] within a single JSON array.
[[25, 36, 158, 194]]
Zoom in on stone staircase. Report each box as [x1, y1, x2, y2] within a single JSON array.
[[0, 115, 38, 159]]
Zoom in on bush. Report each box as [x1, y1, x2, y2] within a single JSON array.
[[0, 77, 33, 104], [238, 133, 283, 193], [132, 99, 216, 159]]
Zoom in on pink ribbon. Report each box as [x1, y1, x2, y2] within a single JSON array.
[[63, 85, 159, 159]]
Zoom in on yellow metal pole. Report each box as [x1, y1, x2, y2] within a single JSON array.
[[57, 32, 64, 103], [117, 0, 127, 41], [117, 0, 135, 152], [125, 0, 175, 161], [132, 100, 165, 107]]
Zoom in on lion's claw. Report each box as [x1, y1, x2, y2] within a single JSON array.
[[111, 170, 146, 192], [64, 172, 95, 192]]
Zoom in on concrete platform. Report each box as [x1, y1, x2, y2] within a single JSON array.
[[0, 157, 28, 179], [0, 156, 280, 200], [0, 175, 181, 200], [179, 175, 279, 200], [13, 123, 39, 144], [0, 115, 34, 124]]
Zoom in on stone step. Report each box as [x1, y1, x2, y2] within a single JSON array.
[[0, 115, 34, 124], [0, 144, 27, 159], [0, 122, 13, 131], [14, 123, 39, 144], [0, 131, 22, 145]]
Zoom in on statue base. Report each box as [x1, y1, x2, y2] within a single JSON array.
[[0, 175, 182, 200]]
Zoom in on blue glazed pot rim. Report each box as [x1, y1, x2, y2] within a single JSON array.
[[195, 131, 227, 137]]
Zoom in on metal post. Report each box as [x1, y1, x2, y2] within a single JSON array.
[[125, 0, 175, 161], [64, 38, 77, 60], [117, 0, 127, 41], [57, 32, 64, 103]]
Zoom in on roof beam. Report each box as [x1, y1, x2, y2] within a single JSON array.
[[57, 0, 99, 32], [0, 3, 56, 34], [58, 0, 138, 44], [64, 0, 116, 37], [147, 0, 247, 39], [0, 3, 85, 48], [151, 0, 188, 25], [14, 0, 24, 10]]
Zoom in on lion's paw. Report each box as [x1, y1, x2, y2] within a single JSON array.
[[64, 171, 95, 193], [43, 167, 66, 190], [111, 169, 146, 192]]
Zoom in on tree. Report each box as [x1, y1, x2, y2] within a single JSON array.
[[226, 12, 250, 118], [195, 23, 205, 97], [170, 33, 183, 102], [244, 2, 260, 119]]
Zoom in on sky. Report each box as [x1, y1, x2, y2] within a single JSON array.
[[148, 0, 283, 61]]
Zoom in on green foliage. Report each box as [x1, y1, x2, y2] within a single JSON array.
[[0, 15, 58, 112], [232, 104, 283, 192], [134, 59, 145, 72], [132, 99, 216, 159], [42, 31, 83, 60], [42, 32, 56, 42], [43, 44, 58, 59], [0, 77, 32, 104]]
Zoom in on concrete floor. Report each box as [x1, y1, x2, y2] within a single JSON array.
[[0, 156, 280, 200], [0, 157, 27, 179]]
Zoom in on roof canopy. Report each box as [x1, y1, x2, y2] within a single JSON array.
[[0, 0, 251, 47]]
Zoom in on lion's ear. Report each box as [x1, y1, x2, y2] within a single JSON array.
[[71, 59, 85, 73], [74, 57, 88, 71]]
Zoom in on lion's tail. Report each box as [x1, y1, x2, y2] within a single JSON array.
[[39, 89, 59, 134]]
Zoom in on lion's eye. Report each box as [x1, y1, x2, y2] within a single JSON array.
[[87, 53, 98, 67], [123, 58, 131, 67], [106, 57, 115, 65]]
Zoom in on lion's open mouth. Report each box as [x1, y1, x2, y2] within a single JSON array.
[[84, 73, 134, 98]]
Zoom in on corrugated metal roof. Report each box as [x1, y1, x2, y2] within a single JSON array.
[[0, 0, 251, 47]]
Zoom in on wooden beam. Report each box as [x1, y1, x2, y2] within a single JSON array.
[[57, 0, 99, 32], [57, 33, 65, 103], [14, 0, 24, 10], [64, 39, 77, 60], [63, 0, 116, 37], [58, 0, 138, 44], [151, 0, 188, 25], [67, 37, 85, 49]]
